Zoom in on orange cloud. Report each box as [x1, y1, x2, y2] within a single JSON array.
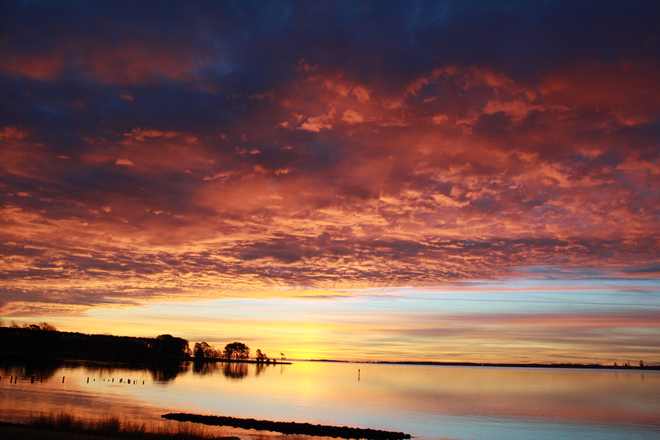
[[299, 108, 336, 132], [341, 109, 365, 124]]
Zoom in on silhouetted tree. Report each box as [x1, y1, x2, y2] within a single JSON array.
[[193, 342, 209, 359], [39, 322, 58, 331], [256, 349, 268, 363], [194, 343, 203, 359], [224, 342, 250, 360], [154, 334, 189, 360], [194, 341, 220, 359]]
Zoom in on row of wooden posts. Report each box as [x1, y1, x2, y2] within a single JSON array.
[[0, 376, 43, 383], [2, 369, 361, 384], [0, 376, 145, 384], [0, 376, 44, 383], [93, 377, 145, 384]]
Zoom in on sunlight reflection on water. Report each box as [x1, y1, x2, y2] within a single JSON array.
[[1, 360, 659, 440]]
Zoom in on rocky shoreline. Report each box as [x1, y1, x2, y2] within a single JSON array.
[[162, 413, 412, 440]]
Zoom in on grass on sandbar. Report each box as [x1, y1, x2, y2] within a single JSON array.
[[29, 411, 230, 440]]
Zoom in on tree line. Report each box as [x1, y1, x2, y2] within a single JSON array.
[[0, 320, 280, 364], [193, 341, 280, 363], [0, 323, 189, 362]]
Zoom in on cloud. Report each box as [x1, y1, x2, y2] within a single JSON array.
[[116, 158, 134, 166], [0, 53, 65, 80], [299, 108, 336, 132], [123, 127, 181, 141], [0, 0, 659, 320], [341, 109, 364, 124]]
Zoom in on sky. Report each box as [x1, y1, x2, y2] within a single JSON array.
[[1, 0, 659, 364]]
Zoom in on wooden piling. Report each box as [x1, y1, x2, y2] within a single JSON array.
[[62, 376, 65, 383], [31, 377, 35, 383]]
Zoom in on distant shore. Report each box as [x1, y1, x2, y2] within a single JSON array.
[[309, 359, 660, 370]]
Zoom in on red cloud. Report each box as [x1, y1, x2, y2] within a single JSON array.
[[1, 53, 65, 79], [539, 61, 660, 127]]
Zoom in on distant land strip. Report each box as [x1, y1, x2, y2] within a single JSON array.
[[162, 413, 412, 440], [309, 359, 660, 369]]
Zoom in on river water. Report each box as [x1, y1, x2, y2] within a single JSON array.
[[0, 360, 658, 440]]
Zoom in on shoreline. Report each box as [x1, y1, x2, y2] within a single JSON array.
[[0, 423, 117, 440], [3, 354, 656, 371], [308, 359, 660, 370], [0, 353, 292, 367], [0, 419, 240, 440]]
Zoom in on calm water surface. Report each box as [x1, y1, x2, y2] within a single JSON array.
[[1, 360, 658, 440]]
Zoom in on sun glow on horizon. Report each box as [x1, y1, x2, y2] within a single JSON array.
[[4, 278, 659, 365]]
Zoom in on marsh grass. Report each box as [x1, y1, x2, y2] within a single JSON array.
[[29, 411, 230, 439]]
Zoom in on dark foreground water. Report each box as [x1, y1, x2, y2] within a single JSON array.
[[1, 360, 658, 440]]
